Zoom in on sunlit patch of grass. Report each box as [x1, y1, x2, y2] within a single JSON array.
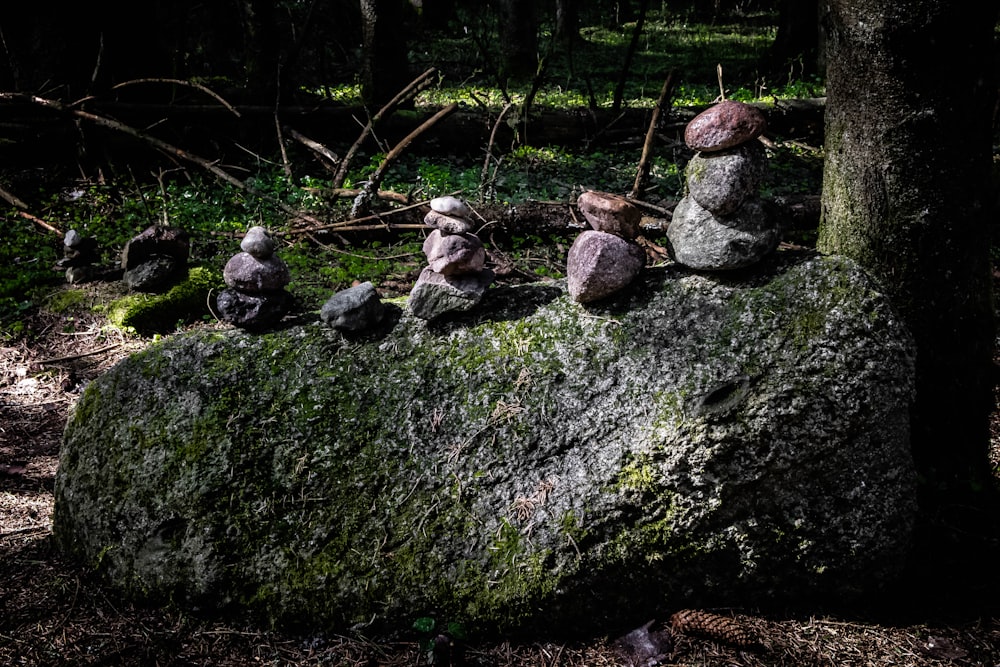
[[321, 13, 799, 113], [309, 83, 363, 105]]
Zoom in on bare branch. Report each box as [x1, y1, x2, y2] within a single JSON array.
[[631, 70, 676, 200], [286, 126, 340, 173], [111, 78, 242, 117], [332, 67, 438, 188], [0, 182, 61, 235]]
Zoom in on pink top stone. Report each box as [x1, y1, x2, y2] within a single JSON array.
[[576, 190, 641, 240], [684, 100, 767, 152]]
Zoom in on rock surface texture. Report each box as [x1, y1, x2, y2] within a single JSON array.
[[55, 253, 917, 638]]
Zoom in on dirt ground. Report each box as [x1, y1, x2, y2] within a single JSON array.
[[2, 280, 1000, 666]]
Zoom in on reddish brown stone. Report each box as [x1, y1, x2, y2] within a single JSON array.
[[576, 190, 641, 239], [566, 230, 645, 303], [684, 100, 767, 152]]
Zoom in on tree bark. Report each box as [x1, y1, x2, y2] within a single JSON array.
[[817, 0, 998, 493], [359, 0, 412, 108], [496, 0, 538, 82], [764, 0, 819, 78]]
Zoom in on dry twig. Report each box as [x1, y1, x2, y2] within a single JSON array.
[[332, 67, 438, 189], [350, 102, 459, 217], [631, 70, 676, 199]]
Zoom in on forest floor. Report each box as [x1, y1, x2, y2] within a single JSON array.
[[2, 258, 1000, 666]]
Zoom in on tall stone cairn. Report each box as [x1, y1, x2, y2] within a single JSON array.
[[667, 100, 779, 270], [408, 196, 494, 320]]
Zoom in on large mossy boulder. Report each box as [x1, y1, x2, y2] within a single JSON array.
[[54, 252, 917, 638]]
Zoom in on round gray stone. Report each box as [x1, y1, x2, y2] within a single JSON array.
[[667, 196, 779, 270]]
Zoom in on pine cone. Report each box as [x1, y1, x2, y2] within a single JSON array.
[[670, 609, 755, 648]]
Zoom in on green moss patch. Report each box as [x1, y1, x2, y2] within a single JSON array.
[[101, 266, 223, 334]]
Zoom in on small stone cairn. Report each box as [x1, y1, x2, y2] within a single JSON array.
[[121, 225, 190, 291], [667, 99, 779, 270], [216, 225, 292, 330], [56, 229, 100, 284], [408, 196, 494, 320], [565, 190, 646, 303]]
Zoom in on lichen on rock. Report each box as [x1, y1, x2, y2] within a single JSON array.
[[54, 251, 918, 639]]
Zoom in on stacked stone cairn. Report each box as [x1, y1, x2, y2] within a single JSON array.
[[408, 196, 494, 320], [216, 225, 292, 330], [120, 225, 190, 291], [56, 229, 100, 284], [565, 190, 647, 303], [320, 281, 386, 333], [666, 99, 779, 271]]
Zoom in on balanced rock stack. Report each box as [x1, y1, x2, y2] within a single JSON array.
[[120, 225, 190, 291], [667, 99, 779, 271], [56, 229, 100, 284], [216, 226, 292, 330], [566, 190, 646, 303], [408, 196, 494, 320]]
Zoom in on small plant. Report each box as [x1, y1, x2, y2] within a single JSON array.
[[412, 616, 468, 666]]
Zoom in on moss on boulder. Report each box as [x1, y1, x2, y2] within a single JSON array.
[[54, 252, 917, 639], [101, 266, 223, 334]]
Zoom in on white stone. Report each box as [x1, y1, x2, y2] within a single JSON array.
[[429, 196, 473, 220]]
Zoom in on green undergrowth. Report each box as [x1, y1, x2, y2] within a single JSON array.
[[2, 7, 830, 341]]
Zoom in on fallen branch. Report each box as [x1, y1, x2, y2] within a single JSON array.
[[0, 182, 61, 235], [38, 343, 121, 365], [111, 78, 241, 117], [631, 70, 676, 199], [0, 92, 326, 229], [303, 187, 411, 206], [351, 102, 459, 217], [286, 126, 340, 173], [332, 67, 438, 189], [283, 197, 438, 236]]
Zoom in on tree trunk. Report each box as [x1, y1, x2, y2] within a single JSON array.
[[555, 0, 579, 45], [496, 0, 538, 82], [612, 0, 650, 112], [817, 0, 997, 493], [764, 0, 819, 78], [359, 0, 412, 108]]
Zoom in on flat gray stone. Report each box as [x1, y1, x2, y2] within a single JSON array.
[[407, 266, 494, 319]]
